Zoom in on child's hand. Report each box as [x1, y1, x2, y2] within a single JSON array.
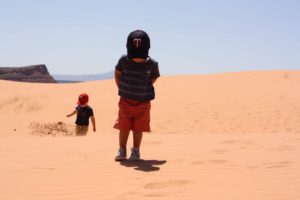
[[66, 111, 76, 118], [66, 110, 77, 117]]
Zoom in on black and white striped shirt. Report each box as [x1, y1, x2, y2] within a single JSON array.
[[115, 55, 160, 102]]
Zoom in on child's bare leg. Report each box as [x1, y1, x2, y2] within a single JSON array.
[[133, 132, 143, 149], [119, 130, 130, 149], [128, 132, 143, 160], [115, 130, 130, 161]]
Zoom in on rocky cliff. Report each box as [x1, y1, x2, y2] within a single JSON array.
[[0, 65, 56, 83]]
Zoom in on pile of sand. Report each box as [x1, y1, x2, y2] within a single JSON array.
[[29, 121, 75, 136]]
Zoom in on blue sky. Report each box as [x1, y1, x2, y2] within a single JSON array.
[[0, 0, 299, 75]]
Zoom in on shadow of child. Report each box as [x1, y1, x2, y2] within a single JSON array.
[[120, 159, 167, 172]]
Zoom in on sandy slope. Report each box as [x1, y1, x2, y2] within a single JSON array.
[[1, 70, 300, 199]]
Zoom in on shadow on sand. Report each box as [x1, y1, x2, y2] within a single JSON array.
[[120, 159, 167, 172]]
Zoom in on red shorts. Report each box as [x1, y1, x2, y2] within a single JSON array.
[[114, 97, 151, 132]]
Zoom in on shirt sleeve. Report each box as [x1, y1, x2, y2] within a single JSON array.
[[89, 107, 94, 117], [151, 61, 160, 79], [115, 56, 124, 71]]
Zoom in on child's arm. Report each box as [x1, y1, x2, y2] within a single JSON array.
[[152, 78, 158, 84], [66, 110, 76, 117], [115, 69, 121, 88], [91, 116, 96, 132]]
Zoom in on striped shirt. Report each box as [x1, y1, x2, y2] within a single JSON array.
[[115, 55, 160, 102]]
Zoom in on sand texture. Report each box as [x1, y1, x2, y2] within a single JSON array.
[[1, 70, 300, 199]]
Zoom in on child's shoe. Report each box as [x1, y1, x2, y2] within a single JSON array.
[[129, 147, 140, 161], [115, 148, 127, 161]]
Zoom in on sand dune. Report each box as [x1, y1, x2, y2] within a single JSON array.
[[1, 71, 300, 199]]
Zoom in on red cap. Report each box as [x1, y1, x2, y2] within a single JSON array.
[[77, 93, 89, 105]]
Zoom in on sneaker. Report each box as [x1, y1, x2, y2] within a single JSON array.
[[129, 147, 140, 161], [115, 148, 127, 161]]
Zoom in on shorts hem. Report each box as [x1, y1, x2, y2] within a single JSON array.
[[113, 126, 151, 133]]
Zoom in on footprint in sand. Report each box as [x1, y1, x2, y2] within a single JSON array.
[[211, 149, 229, 154], [143, 192, 169, 197], [31, 167, 56, 171], [246, 165, 260, 169], [191, 159, 229, 165], [264, 161, 291, 169], [220, 140, 254, 146], [209, 159, 229, 164], [144, 180, 191, 190], [220, 140, 238, 144], [191, 160, 206, 165], [271, 146, 295, 151]]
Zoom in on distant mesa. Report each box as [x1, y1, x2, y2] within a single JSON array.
[[0, 64, 56, 83], [53, 71, 114, 83]]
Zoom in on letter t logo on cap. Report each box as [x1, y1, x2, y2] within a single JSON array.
[[133, 38, 142, 48]]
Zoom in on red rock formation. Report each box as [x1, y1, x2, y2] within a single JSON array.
[[0, 65, 56, 83]]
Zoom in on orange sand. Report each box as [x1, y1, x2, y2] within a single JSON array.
[[1, 70, 300, 199]]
